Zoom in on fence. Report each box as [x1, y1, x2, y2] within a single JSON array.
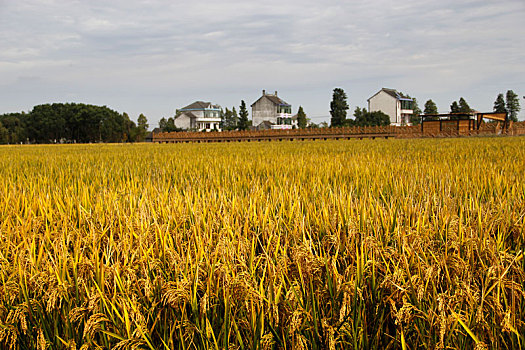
[[152, 123, 524, 143]]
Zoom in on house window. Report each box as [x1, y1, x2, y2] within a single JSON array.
[[401, 100, 413, 110], [205, 123, 210, 129]]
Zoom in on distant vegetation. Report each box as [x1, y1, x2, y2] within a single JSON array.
[[0, 103, 148, 144]]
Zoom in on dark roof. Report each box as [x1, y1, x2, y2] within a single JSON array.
[[251, 94, 291, 107], [180, 101, 220, 110], [368, 88, 413, 102], [175, 111, 198, 119], [256, 120, 275, 130], [382, 88, 399, 99]]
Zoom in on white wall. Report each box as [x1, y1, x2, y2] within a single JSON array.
[[174, 113, 193, 129], [368, 91, 398, 124]]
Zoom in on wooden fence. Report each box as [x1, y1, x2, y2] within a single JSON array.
[[152, 123, 525, 143]]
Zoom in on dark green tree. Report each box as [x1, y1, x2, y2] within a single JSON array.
[[506, 90, 521, 122], [0, 121, 8, 144], [296, 106, 307, 128], [450, 101, 460, 113], [222, 107, 239, 130], [353, 106, 365, 125], [458, 97, 471, 113], [410, 97, 422, 125], [353, 107, 390, 127], [330, 88, 349, 127], [493, 93, 507, 113], [0, 113, 27, 143], [424, 99, 438, 115], [159, 117, 179, 132], [136, 114, 148, 141], [238, 100, 249, 130]]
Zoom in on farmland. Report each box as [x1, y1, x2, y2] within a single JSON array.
[[0, 138, 524, 349]]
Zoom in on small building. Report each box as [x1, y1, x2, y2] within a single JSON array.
[[368, 88, 414, 126], [174, 101, 222, 131], [251, 90, 296, 130]]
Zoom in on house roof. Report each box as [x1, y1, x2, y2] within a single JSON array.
[[175, 111, 198, 120], [256, 120, 275, 130], [180, 101, 220, 110], [251, 94, 291, 107], [368, 88, 413, 102]]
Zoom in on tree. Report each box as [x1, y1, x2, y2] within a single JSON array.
[[222, 107, 238, 130], [424, 99, 438, 115], [238, 100, 249, 130], [458, 97, 471, 113], [330, 88, 349, 127], [135, 114, 148, 141], [450, 101, 460, 113], [0, 121, 8, 144], [353, 106, 365, 125], [493, 93, 507, 113], [353, 107, 390, 127], [506, 90, 521, 122], [296, 106, 307, 128], [410, 98, 422, 125], [159, 117, 179, 132]]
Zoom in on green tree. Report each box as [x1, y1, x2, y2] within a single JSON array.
[[410, 97, 422, 125], [450, 101, 460, 113], [238, 100, 249, 130], [0, 121, 8, 144], [493, 93, 507, 113], [353, 106, 365, 125], [424, 99, 438, 115], [458, 97, 471, 113], [222, 107, 238, 130], [353, 107, 390, 127], [159, 117, 179, 132], [135, 114, 148, 141], [0, 113, 27, 143], [330, 88, 349, 127], [506, 90, 521, 122], [296, 106, 307, 128]]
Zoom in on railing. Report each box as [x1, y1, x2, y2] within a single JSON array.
[[152, 123, 525, 143]]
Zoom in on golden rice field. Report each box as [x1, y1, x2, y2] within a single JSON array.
[[0, 137, 524, 349]]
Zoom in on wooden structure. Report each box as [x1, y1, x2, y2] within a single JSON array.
[[151, 117, 521, 144], [152, 126, 421, 143], [476, 112, 508, 130], [421, 112, 508, 136]]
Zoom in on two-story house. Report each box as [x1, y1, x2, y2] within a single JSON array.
[[367, 88, 414, 126], [251, 90, 296, 129], [174, 101, 222, 131]]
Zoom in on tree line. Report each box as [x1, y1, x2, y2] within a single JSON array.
[[329, 88, 521, 128], [0, 103, 149, 144]]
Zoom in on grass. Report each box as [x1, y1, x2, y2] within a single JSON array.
[[0, 137, 523, 349]]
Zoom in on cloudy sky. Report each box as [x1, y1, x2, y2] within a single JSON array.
[[1, 0, 524, 125]]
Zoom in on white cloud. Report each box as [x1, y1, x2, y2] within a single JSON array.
[[0, 0, 524, 121]]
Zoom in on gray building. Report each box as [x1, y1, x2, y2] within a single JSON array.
[[251, 90, 296, 129]]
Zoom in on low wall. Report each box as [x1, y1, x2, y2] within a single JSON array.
[[152, 123, 524, 143]]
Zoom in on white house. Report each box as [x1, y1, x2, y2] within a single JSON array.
[[251, 90, 297, 130], [174, 101, 222, 131], [367, 88, 414, 126]]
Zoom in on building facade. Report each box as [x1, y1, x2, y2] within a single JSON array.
[[174, 101, 222, 131], [367, 88, 414, 126], [251, 90, 296, 129]]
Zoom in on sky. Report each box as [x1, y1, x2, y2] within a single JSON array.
[[1, 0, 525, 126]]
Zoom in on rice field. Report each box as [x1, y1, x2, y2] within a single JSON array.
[[0, 137, 524, 349]]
